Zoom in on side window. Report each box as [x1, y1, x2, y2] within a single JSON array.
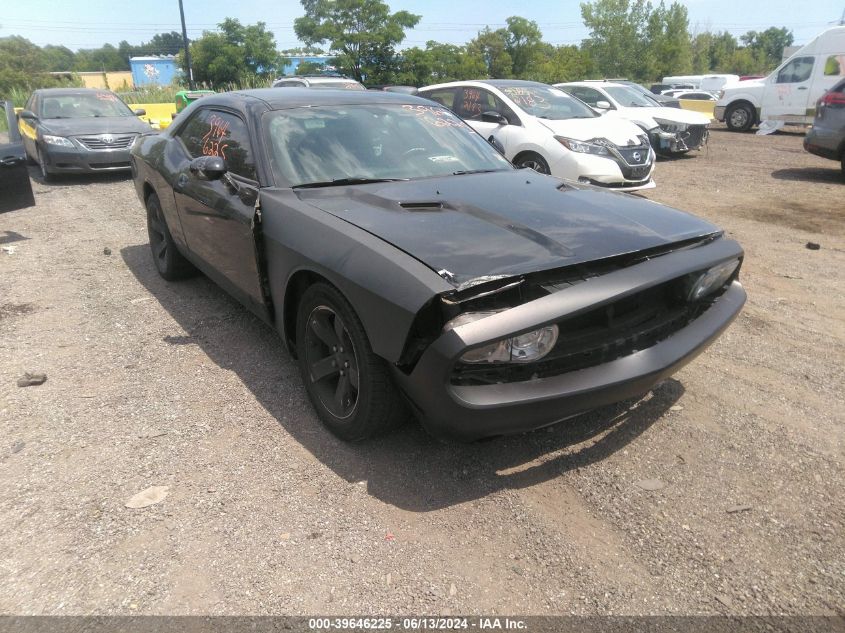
[[570, 87, 601, 107], [824, 55, 845, 77], [176, 109, 257, 181], [777, 56, 815, 83], [455, 87, 517, 123], [422, 89, 457, 110]]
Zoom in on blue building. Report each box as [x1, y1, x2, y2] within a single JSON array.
[[130, 56, 179, 87]]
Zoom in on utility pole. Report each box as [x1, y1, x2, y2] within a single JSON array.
[[178, 0, 196, 90]]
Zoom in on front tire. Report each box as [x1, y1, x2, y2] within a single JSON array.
[[514, 152, 550, 174], [296, 282, 407, 441], [36, 146, 53, 182], [725, 102, 755, 132], [145, 192, 195, 280]]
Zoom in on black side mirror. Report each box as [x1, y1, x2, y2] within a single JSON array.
[[19, 110, 38, 121], [133, 108, 147, 116], [481, 110, 508, 125], [189, 155, 226, 180], [487, 135, 506, 156]]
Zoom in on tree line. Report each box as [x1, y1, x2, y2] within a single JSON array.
[[0, 0, 795, 94]]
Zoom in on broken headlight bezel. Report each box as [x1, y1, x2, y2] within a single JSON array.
[[653, 118, 689, 134], [444, 310, 559, 364], [685, 258, 741, 302]]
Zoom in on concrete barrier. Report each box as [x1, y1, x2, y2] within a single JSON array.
[[131, 103, 177, 130]]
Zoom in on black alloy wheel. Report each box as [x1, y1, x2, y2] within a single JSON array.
[[297, 283, 407, 441], [145, 192, 194, 280], [515, 152, 551, 174], [303, 304, 360, 420]]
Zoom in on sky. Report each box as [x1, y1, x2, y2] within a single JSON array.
[[0, 0, 841, 53]]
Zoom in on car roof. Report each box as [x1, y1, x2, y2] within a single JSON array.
[[420, 79, 550, 91], [33, 88, 119, 96], [556, 81, 626, 89], [188, 87, 436, 114]]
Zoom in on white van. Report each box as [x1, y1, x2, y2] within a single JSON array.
[[714, 26, 845, 131]]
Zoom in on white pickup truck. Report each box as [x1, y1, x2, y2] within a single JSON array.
[[715, 26, 845, 131]]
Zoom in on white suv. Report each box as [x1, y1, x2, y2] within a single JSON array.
[[418, 80, 656, 191]]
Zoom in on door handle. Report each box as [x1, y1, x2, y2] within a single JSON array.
[[797, 86, 808, 90], [0, 156, 24, 167]]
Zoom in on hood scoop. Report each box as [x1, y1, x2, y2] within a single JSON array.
[[399, 201, 444, 211]]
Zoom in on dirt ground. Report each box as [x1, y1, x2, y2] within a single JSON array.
[[0, 125, 843, 617]]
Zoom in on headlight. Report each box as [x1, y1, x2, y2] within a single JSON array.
[[686, 259, 740, 301], [653, 118, 688, 133], [42, 135, 74, 148], [555, 136, 610, 155], [444, 311, 559, 363]]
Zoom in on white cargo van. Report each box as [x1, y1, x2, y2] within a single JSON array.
[[714, 26, 845, 131]]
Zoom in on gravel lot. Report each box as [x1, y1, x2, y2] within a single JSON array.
[[0, 125, 843, 616]]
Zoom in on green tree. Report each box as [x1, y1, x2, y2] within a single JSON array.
[[467, 27, 513, 78], [185, 19, 283, 86], [73, 44, 128, 72], [523, 44, 592, 83], [0, 36, 77, 93], [644, 2, 692, 79], [293, 0, 420, 83], [501, 16, 544, 77], [296, 60, 326, 75], [394, 41, 486, 85], [741, 27, 793, 69], [41, 45, 76, 72], [580, 0, 651, 79]]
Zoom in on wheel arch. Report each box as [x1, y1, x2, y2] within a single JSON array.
[[282, 268, 335, 357]]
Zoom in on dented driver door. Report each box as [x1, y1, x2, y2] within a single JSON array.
[[0, 101, 35, 213], [171, 107, 269, 320]]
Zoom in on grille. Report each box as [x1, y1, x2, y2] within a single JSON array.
[[75, 134, 136, 150], [616, 147, 649, 165], [683, 125, 708, 149], [450, 277, 727, 386]]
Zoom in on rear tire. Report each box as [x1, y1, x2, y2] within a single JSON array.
[[514, 152, 550, 174], [725, 102, 755, 132], [145, 192, 195, 280], [296, 282, 407, 441]]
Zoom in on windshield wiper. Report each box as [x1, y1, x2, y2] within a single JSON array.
[[451, 168, 507, 176], [292, 177, 408, 189]]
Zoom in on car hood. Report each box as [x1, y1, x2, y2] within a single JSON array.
[[534, 116, 645, 146], [608, 106, 711, 127], [294, 171, 720, 287], [40, 116, 151, 137]]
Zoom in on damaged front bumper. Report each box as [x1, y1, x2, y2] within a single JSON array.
[[649, 124, 709, 155], [392, 237, 745, 440]]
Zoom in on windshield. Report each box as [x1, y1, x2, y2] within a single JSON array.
[[500, 85, 597, 120], [39, 92, 134, 119], [620, 83, 662, 105], [604, 86, 656, 108], [264, 104, 512, 187]]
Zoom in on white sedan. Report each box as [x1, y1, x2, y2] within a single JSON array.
[[556, 81, 711, 155], [418, 80, 656, 190]]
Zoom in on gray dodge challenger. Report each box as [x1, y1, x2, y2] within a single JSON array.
[[130, 88, 746, 441]]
